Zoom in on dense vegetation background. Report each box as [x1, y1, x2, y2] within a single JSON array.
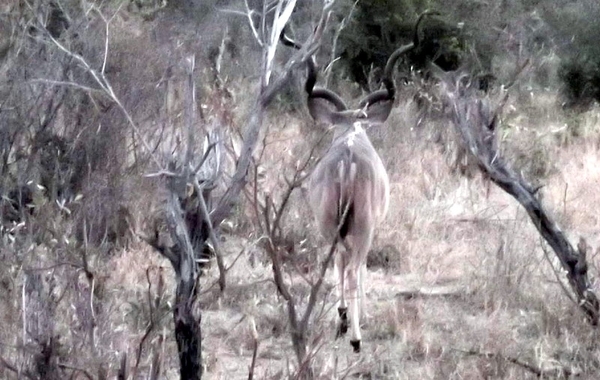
[[1, 0, 600, 378]]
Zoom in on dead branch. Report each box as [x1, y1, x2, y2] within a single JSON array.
[[440, 71, 599, 325], [324, 0, 358, 87], [247, 317, 259, 380], [57, 363, 95, 380], [21, 271, 64, 379], [540, 237, 578, 305], [455, 348, 579, 378], [0, 356, 27, 378], [149, 349, 162, 380], [146, 53, 224, 379], [193, 179, 227, 292], [134, 267, 165, 372], [163, 179, 203, 379]]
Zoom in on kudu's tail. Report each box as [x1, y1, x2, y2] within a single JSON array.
[[337, 151, 356, 239]]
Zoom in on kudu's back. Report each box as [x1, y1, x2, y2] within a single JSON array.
[[308, 124, 390, 243]]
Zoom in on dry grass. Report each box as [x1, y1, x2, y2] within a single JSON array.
[[178, 88, 600, 379], [2, 86, 598, 380], [3, 5, 600, 379], [3, 87, 596, 379]]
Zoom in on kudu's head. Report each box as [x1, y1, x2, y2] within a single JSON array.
[[281, 11, 439, 134]]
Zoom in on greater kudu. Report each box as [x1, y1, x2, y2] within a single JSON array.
[[282, 11, 437, 353]]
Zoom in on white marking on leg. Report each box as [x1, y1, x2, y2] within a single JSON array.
[[347, 266, 361, 344], [359, 263, 367, 320], [335, 253, 347, 310]]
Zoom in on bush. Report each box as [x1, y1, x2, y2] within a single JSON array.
[[542, 0, 600, 108], [336, 0, 464, 91], [332, 0, 554, 92], [557, 58, 600, 108]]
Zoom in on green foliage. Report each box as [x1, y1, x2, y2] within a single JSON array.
[[332, 0, 557, 91], [558, 58, 600, 108], [336, 0, 464, 90]]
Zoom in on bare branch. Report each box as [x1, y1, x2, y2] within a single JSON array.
[[184, 55, 196, 179], [540, 237, 578, 305], [91, 7, 110, 75], [247, 317, 259, 380], [211, 3, 332, 227], [57, 363, 95, 380], [243, 0, 263, 47], [454, 348, 578, 378], [139, 231, 179, 265], [117, 352, 127, 380], [29, 79, 103, 93], [0, 356, 25, 377], [264, 0, 297, 85], [40, 15, 163, 170], [193, 179, 227, 292]]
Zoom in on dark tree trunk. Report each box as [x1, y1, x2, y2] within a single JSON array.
[[174, 278, 202, 380]]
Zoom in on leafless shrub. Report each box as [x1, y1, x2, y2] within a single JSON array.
[[21, 271, 63, 379], [249, 141, 334, 377], [140, 1, 336, 376], [0, 2, 176, 378]]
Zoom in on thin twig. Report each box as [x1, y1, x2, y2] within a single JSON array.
[[243, 0, 263, 47], [325, 0, 358, 86], [57, 363, 94, 380], [193, 180, 227, 292], [92, 7, 110, 75], [42, 20, 162, 169], [184, 55, 196, 180], [0, 356, 21, 376], [199, 246, 247, 296], [29, 79, 103, 93]]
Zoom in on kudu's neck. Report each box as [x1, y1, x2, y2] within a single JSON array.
[[332, 121, 368, 146]]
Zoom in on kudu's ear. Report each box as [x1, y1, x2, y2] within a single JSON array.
[[361, 99, 394, 125], [307, 97, 338, 125]]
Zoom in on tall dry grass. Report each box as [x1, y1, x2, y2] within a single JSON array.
[[2, 3, 600, 379], [192, 84, 600, 379]]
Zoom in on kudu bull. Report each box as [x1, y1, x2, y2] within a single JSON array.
[[282, 11, 437, 352]]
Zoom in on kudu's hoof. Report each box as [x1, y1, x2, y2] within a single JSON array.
[[350, 339, 361, 353], [336, 307, 348, 338]]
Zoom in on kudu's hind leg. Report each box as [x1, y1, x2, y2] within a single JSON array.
[[347, 264, 361, 352], [359, 263, 367, 320], [335, 253, 348, 337], [348, 233, 374, 353]]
